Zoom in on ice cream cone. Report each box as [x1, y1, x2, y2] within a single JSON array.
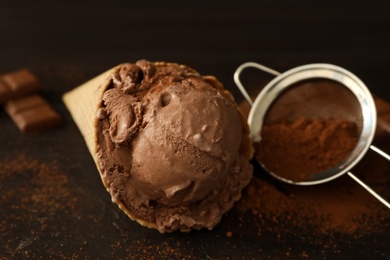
[[63, 61, 253, 233]]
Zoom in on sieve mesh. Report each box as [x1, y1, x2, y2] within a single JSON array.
[[259, 78, 364, 183], [264, 78, 363, 131]]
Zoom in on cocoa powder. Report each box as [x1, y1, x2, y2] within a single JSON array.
[[256, 117, 359, 182], [0, 154, 199, 259], [237, 95, 390, 238], [0, 154, 81, 258]]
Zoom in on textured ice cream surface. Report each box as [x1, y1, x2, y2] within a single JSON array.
[[95, 60, 253, 233]]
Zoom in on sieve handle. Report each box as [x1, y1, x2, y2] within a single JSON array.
[[347, 172, 390, 209], [370, 145, 390, 162], [234, 62, 281, 107]]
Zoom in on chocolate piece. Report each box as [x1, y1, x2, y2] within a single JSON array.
[[0, 78, 13, 104], [0, 69, 42, 104], [5, 94, 61, 133]]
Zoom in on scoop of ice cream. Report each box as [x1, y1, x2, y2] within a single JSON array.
[[96, 60, 253, 233]]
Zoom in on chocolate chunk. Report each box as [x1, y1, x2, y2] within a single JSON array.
[[0, 78, 12, 104], [0, 69, 42, 104], [5, 94, 61, 133]]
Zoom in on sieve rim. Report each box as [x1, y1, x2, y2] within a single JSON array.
[[248, 63, 377, 185]]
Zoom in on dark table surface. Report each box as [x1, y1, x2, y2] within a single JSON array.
[[1, 1, 390, 259]]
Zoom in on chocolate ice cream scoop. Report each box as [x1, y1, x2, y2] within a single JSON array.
[[63, 60, 253, 233]]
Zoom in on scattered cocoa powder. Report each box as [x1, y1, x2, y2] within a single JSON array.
[[0, 154, 81, 258], [256, 117, 359, 182], [0, 154, 203, 259], [237, 170, 389, 237]]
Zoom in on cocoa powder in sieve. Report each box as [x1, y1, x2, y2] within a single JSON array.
[[237, 95, 390, 237], [256, 117, 359, 182]]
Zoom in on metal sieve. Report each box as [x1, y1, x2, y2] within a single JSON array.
[[234, 62, 390, 209]]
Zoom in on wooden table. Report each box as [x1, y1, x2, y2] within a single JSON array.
[[1, 2, 389, 259]]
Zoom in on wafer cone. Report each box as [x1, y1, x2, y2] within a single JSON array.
[[62, 62, 253, 232], [62, 66, 118, 159]]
